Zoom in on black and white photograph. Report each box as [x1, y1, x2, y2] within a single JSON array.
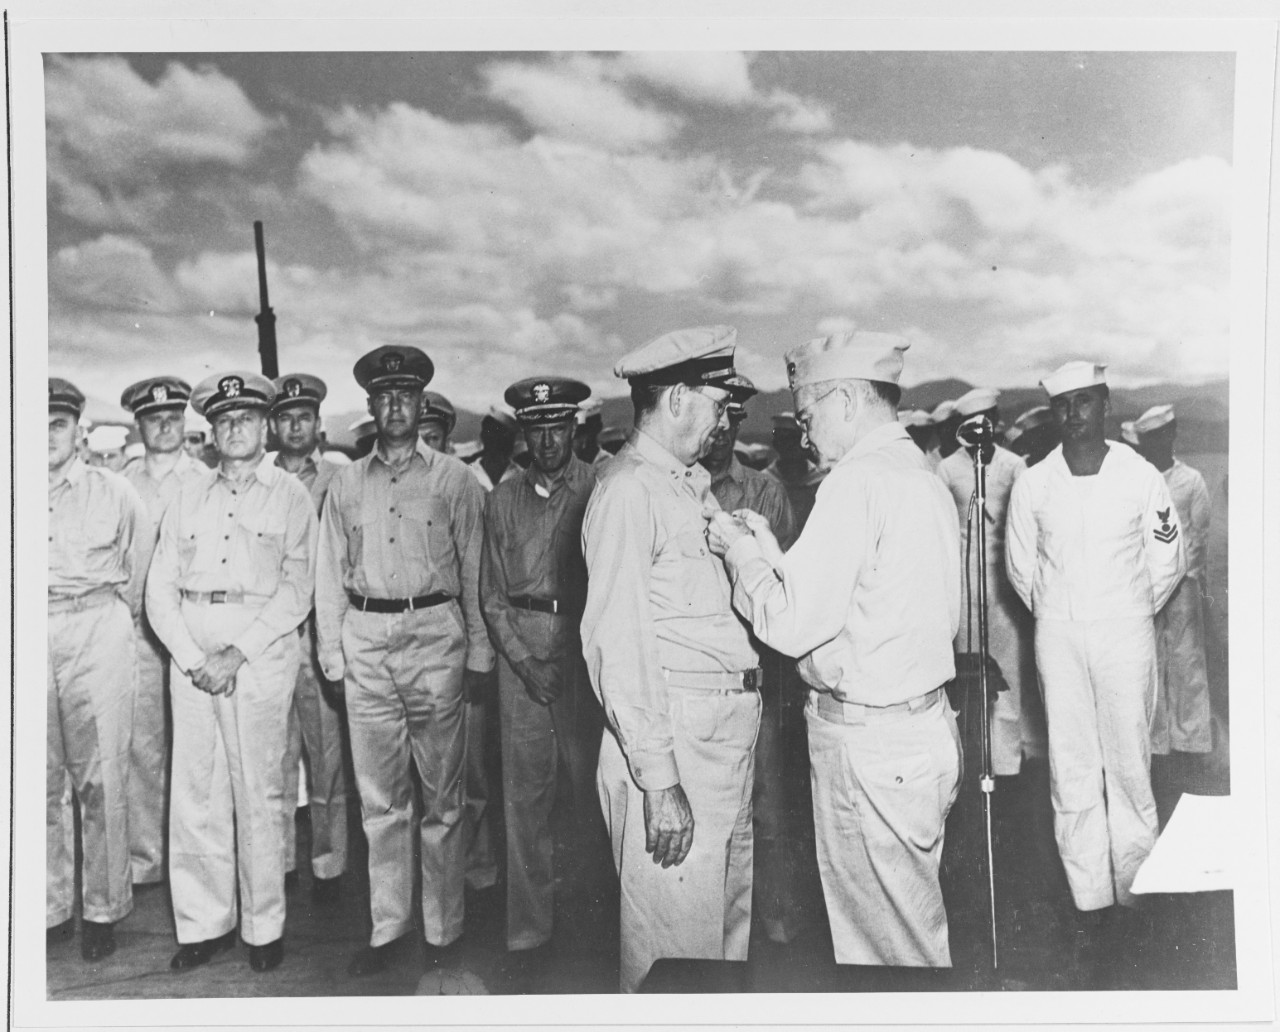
[[7, 4, 1278, 1028]]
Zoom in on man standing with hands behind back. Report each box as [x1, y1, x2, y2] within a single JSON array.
[[707, 331, 963, 973], [582, 326, 761, 994]]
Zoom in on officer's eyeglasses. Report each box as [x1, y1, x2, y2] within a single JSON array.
[[691, 387, 732, 419], [794, 384, 842, 429]]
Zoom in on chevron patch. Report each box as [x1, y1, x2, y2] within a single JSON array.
[[1154, 523, 1179, 544]]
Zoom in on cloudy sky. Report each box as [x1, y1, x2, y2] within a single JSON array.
[[44, 49, 1234, 416]]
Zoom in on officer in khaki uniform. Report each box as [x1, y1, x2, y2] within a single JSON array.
[[315, 346, 495, 977], [480, 376, 602, 960], [270, 374, 349, 902], [581, 326, 761, 993], [48, 377, 148, 961], [147, 371, 317, 974], [709, 331, 963, 968], [419, 390, 457, 454], [120, 376, 206, 889]]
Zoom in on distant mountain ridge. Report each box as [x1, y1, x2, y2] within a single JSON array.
[[323, 378, 1229, 454]]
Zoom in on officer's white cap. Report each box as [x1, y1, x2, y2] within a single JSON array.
[[1119, 420, 1140, 445], [87, 425, 128, 451], [954, 387, 1000, 418], [785, 330, 908, 390], [1134, 404, 1175, 435], [1041, 360, 1107, 399], [898, 409, 932, 428]]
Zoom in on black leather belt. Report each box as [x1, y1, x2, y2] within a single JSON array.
[[347, 591, 453, 614], [508, 595, 563, 615]]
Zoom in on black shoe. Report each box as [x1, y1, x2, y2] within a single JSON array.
[[504, 942, 552, 993], [311, 874, 342, 904], [170, 930, 237, 971], [284, 870, 300, 894], [132, 878, 164, 893], [347, 934, 409, 977], [46, 918, 75, 945], [422, 934, 464, 970], [80, 920, 116, 962], [248, 938, 284, 972]]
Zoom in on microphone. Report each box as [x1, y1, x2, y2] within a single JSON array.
[[955, 414, 995, 448]]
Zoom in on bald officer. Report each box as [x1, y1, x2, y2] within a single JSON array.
[[581, 326, 760, 993], [936, 387, 1043, 776], [269, 374, 349, 902], [48, 378, 147, 961], [316, 346, 495, 976], [1007, 362, 1184, 937], [1132, 404, 1213, 759], [480, 377, 602, 959], [146, 371, 317, 974], [708, 331, 963, 969], [119, 376, 206, 889]]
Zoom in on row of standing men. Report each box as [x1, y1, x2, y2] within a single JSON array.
[[47, 325, 1212, 992]]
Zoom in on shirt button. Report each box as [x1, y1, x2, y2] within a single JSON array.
[[389, 537, 395, 543], [221, 558, 227, 564], [224, 535, 230, 541]]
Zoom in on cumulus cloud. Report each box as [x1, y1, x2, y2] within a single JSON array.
[[45, 55, 276, 230], [50, 234, 180, 313], [614, 51, 756, 105]]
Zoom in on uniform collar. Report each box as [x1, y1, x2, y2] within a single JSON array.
[[216, 453, 277, 487], [709, 455, 747, 488], [522, 454, 591, 495], [274, 447, 321, 473], [836, 420, 910, 468], [630, 428, 710, 491], [372, 438, 434, 472], [62, 457, 88, 485]]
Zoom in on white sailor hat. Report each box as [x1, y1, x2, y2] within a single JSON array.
[[954, 387, 1000, 418], [1119, 420, 1141, 446], [87, 424, 128, 452], [1133, 404, 1175, 436], [785, 330, 908, 390], [484, 405, 519, 434], [614, 325, 737, 388], [1041, 360, 1107, 399], [929, 399, 958, 424], [575, 397, 604, 427], [898, 409, 932, 429], [191, 371, 276, 419]]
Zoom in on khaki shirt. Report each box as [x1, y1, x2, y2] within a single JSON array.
[[1163, 459, 1211, 581], [122, 451, 208, 583], [274, 449, 341, 515], [582, 430, 758, 791], [709, 455, 798, 551], [48, 459, 147, 613], [316, 440, 494, 679], [145, 457, 317, 673], [480, 457, 597, 666], [726, 422, 961, 706]]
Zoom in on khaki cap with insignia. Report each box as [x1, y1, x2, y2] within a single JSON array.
[[785, 330, 908, 390], [1040, 360, 1107, 399], [353, 345, 434, 393], [191, 371, 277, 419], [49, 377, 86, 416], [271, 373, 327, 414], [420, 391, 457, 433], [121, 376, 192, 417], [613, 325, 737, 388], [504, 377, 591, 426], [723, 373, 757, 418]]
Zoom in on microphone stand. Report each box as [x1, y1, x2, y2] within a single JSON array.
[[968, 433, 999, 970]]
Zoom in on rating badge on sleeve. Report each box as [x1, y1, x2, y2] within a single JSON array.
[[1153, 507, 1179, 544]]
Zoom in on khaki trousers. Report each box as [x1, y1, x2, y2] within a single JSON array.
[[129, 616, 170, 885], [498, 655, 602, 951], [47, 599, 136, 926], [598, 689, 759, 993], [342, 603, 467, 947], [463, 698, 498, 890], [283, 621, 349, 879], [1036, 617, 1159, 910], [169, 602, 298, 945], [806, 689, 961, 967]]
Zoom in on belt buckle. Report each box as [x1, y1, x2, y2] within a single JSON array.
[[210, 590, 227, 605], [742, 668, 760, 691], [405, 596, 416, 613], [547, 599, 559, 615]]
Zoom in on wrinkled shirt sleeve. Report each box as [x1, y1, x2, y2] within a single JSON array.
[[119, 479, 149, 620], [1187, 473, 1212, 580], [1005, 474, 1036, 612], [232, 480, 317, 662], [145, 497, 206, 675], [581, 476, 679, 792], [315, 473, 351, 681], [725, 471, 866, 659], [452, 471, 496, 673], [1145, 470, 1186, 614], [479, 492, 532, 667]]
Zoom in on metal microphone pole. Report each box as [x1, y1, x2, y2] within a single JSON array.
[[968, 425, 999, 970]]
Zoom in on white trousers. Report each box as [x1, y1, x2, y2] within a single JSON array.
[[343, 604, 467, 948], [806, 690, 960, 967], [1035, 617, 1159, 910], [129, 616, 170, 885], [283, 621, 349, 879], [597, 689, 759, 993], [47, 599, 136, 925], [1152, 577, 1212, 755], [169, 602, 298, 945]]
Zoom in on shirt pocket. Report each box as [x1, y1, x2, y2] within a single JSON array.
[[395, 486, 452, 584], [238, 506, 286, 587], [657, 527, 723, 618]]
